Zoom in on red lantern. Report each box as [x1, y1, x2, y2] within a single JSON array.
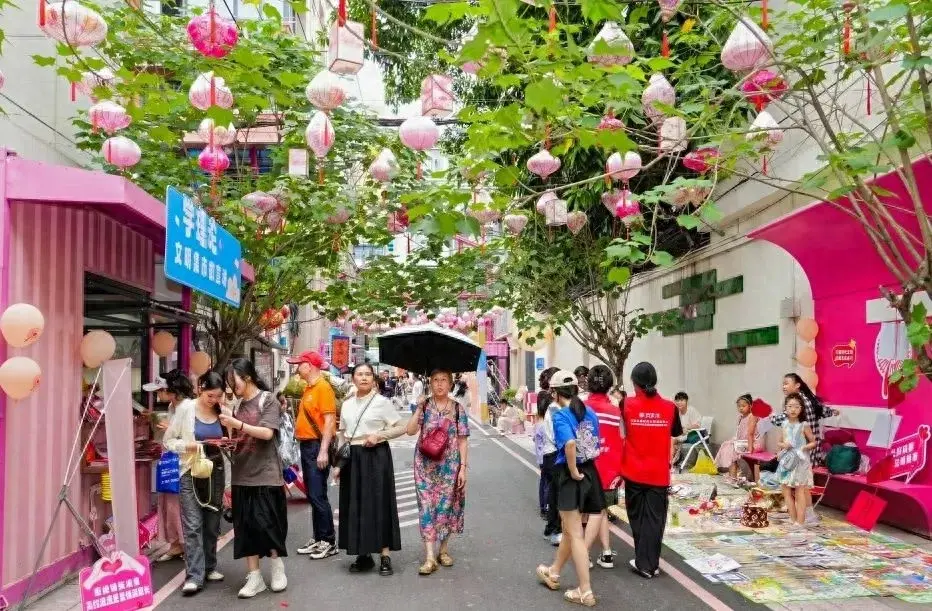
[[682, 147, 720, 174], [740, 69, 787, 111], [186, 8, 238, 59]]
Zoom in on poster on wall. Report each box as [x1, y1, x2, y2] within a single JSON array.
[[79, 551, 153, 611], [831, 340, 857, 368], [331, 336, 350, 370]]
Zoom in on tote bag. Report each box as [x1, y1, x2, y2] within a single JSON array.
[[156, 451, 181, 494]]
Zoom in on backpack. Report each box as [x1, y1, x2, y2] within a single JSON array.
[[267, 392, 300, 467], [826, 444, 861, 474]]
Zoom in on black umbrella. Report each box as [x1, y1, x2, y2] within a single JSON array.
[[377, 323, 482, 375]]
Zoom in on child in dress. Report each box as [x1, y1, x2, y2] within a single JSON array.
[[715, 394, 764, 482], [777, 393, 817, 525]]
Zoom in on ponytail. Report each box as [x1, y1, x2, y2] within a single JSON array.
[[568, 396, 587, 423], [631, 361, 659, 397]]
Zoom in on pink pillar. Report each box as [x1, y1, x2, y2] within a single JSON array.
[[0, 149, 12, 585]]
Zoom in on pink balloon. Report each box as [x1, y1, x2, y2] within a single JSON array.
[[80, 330, 116, 368], [152, 331, 176, 358], [0, 356, 41, 400], [0, 303, 45, 347], [190, 351, 212, 376], [796, 318, 819, 342]]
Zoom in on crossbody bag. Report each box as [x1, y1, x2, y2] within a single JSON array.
[[334, 393, 377, 468]]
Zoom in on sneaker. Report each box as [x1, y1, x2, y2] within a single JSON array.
[[181, 581, 200, 596], [309, 541, 338, 560], [269, 557, 287, 592], [549, 533, 562, 546], [629, 558, 653, 579], [804, 507, 820, 526], [379, 555, 394, 576], [237, 571, 267, 599], [296, 539, 318, 555], [597, 552, 615, 569], [206, 570, 224, 582]]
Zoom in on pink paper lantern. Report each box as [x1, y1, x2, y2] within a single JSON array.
[[369, 148, 399, 183], [189, 72, 234, 111], [186, 9, 238, 58], [305, 111, 335, 160], [598, 113, 624, 131], [197, 118, 236, 147], [399, 116, 439, 178], [198, 145, 230, 176], [0, 303, 45, 348], [606, 151, 641, 182], [614, 191, 641, 226], [306, 70, 346, 112], [470, 207, 501, 225], [462, 61, 481, 75], [88, 101, 130, 135], [642, 73, 675, 126], [503, 213, 529, 235], [721, 17, 773, 73], [746, 110, 783, 150], [74, 68, 116, 101], [544, 197, 568, 227], [421, 74, 454, 118], [601, 189, 625, 213], [536, 190, 560, 215], [527, 149, 562, 180], [241, 191, 278, 221], [101, 136, 141, 169], [587, 22, 634, 66], [0, 356, 41, 400], [328, 20, 365, 75], [566, 211, 588, 235], [41, 1, 108, 47], [660, 116, 688, 153], [658, 0, 682, 21], [327, 207, 351, 224], [741, 69, 788, 111], [682, 147, 720, 174]]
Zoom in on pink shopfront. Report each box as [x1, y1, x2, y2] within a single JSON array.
[[750, 157, 932, 537], [0, 150, 249, 605]]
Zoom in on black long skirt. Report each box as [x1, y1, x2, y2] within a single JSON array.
[[624, 478, 669, 574], [338, 443, 402, 556], [232, 485, 288, 559]]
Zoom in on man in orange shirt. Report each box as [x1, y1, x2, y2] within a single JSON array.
[[288, 351, 338, 560]]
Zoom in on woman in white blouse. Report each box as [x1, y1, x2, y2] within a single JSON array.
[[333, 363, 407, 576]]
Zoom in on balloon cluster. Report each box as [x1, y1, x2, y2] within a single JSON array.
[[0, 304, 45, 400]]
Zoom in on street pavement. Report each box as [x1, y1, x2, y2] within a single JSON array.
[[146, 414, 763, 611]]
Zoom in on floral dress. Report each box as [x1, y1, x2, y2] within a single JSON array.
[[715, 414, 763, 469], [414, 400, 470, 543]]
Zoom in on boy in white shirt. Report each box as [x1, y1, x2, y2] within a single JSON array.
[[672, 391, 703, 464]]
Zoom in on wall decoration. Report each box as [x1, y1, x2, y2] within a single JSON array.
[[728, 326, 779, 348], [658, 270, 744, 336], [832, 340, 857, 368]]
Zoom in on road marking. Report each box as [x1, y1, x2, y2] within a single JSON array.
[[151, 529, 235, 608], [469, 417, 734, 611]]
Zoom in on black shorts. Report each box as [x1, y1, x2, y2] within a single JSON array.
[[553, 461, 605, 515], [603, 488, 618, 507]]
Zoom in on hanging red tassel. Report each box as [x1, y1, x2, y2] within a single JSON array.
[[338, 0, 347, 27], [209, 76, 216, 107], [249, 147, 259, 174], [416, 160, 422, 180], [209, 4, 216, 45], [548, 3, 557, 33], [38, 0, 46, 26], [762, 155, 768, 176], [70, 81, 76, 102], [866, 77, 872, 116], [318, 165, 324, 185], [762, 0, 769, 30], [842, 1, 854, 55], [371, 8, 378, 48], [661, 30, 670, 58]]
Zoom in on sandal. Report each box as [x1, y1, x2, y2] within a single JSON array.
[[418, 559, 438, 576], [438, 552, 454, 567], [564, 588, 596, 607], [535, 565, 560, 591]]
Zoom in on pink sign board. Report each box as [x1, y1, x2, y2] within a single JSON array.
[[79, 552, 153, 611], [888, 425, 930, 482]]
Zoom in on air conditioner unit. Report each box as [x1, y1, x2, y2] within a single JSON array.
[[779, 297, 800, 319]]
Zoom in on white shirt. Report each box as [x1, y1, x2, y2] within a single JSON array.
[[162, 398, 203, 475], [410, 380, 424, 404], [679, 405, 702, 430], [339, 391, 401, 442], [541, 403, 559, 455]]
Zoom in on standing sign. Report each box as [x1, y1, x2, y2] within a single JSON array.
[[165, 187, 242, 307], [79, 551, 154, 611], [331, 335, 350, 369], [888, 425, 930, 483]]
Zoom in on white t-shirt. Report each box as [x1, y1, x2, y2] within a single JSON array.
[[339, 391, 401, 442], [410, 380, 424, 404], [679, 405, 702, 430], [541, 403, 559, 455]]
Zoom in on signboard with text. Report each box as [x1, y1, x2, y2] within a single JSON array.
[[331, 335, 350, 369], [889, 425, 930, 483], [165, 186, 242, 307], [79, 552, 154, 611]]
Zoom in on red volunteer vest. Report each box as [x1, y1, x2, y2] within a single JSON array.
[[587, 393, 623, 489], [621, 390, 677, 487]]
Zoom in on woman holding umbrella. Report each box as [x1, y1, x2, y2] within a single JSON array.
[[333, 363, 408, 576], [406, 369, 470, 575]]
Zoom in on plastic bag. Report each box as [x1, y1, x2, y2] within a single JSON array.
[[155, 451, 180, 494], [690, 449, 718, 475]]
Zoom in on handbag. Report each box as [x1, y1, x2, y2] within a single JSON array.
[[777, 448, 799, 473], [741, 503, 769, 528], [334, 394, 377, 468], [419, 400, 459, 461], [190, 444, 214, 479], [155, 451, 180, 494], [302, 402, 338, 468]]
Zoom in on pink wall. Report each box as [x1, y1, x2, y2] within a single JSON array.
[[750, 158, 932, 486], [2, 202, 155, 590]]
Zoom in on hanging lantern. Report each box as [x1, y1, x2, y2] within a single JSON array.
[[721, 17, 773, 73], [74, 68, 116, 101], [527, 149, 562, 180], [40, 1, 108, 47], [587, 22, 634, 67], [388, 207, 409, 234], [469, 188, 499, 225], [188, 72, 234, 111], [740, 69, 787, 111], [566, 211, 588, 235], [305, 111, 335, 183], [242, 191, 278, 222], [842, 1, 856, 55], [660, 116, 688, 153], [536, 190, 560, 215], [544, 196, 568, 227], [597, 112, 624, 131], [657, 0, 682, 57], [746, 110, 783, 174], [614, 191, 641, 225], [305, 70, 346, 112], [503, 213, 529, 235], [198, 145, 230, 176], [101, 136, 141, 169], [642, 73, 675, 126], [399, 116, 439, 178], [88, 101, 130, 135], [197, 118, 236, 147], [327, 207, 351, 224], [328, 0, 365, 75], [186, 8, 238, 58], [682, 147, 720, 174], [259, 308, 286, 331], [421, 74, 454, 118], [601, 189, 625, 213], [606, 151, 641, 183], [369, 148, 399, 183]]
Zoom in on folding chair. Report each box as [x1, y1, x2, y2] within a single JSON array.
[[678, 416, 715, 472]]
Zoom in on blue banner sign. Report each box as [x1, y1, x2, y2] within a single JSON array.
[[164, 186, 242, 308], [535, 357, 545, 371]]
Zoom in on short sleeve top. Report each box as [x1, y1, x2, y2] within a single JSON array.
[[553, 406, 601, 465], [231, 391, 283, 487], [339, 391, 401, 441]]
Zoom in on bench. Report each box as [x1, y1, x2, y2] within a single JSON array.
[[813, 467, 932, 538], [742, 451, 776, 482]]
